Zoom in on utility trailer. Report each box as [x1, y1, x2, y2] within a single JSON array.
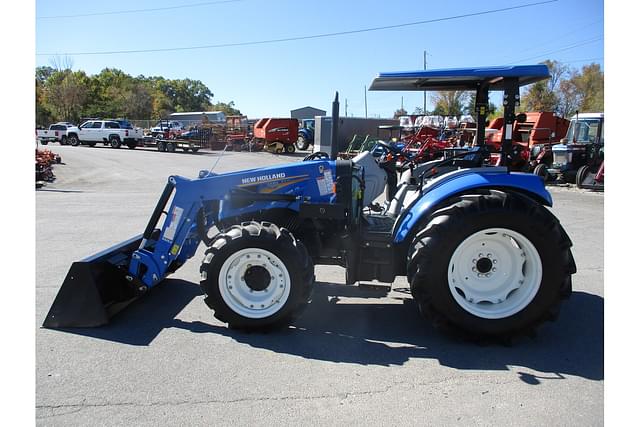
[[44, 65, 575, 342], [155, 137, 202, 153]]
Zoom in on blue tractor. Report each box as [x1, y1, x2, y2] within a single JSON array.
[[296, 119, 315, 151], [44, 65, 575, 341]]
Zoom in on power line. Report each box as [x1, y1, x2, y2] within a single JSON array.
[[37, 0, 245, 19], [507, 36, 603, 64], [36, 0, 558, 56], [493, 18, 603, 62], [562, 57, 604, 64]]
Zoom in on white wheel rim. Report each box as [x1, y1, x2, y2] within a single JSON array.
[[218, 248, 291, 319], [447, 227, 542, 319]]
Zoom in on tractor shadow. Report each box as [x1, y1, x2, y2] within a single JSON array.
[[177, 282, 604, 382], [48, 279, 202, 346], [53, 280, 603, 382]]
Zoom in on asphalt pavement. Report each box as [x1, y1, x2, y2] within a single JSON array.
[[36, 144, 604, 426]]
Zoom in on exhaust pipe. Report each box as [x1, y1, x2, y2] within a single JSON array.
[[330, 91, 339, 160]]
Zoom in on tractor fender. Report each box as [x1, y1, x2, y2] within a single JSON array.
[[392, 169, 552, 244], [298, 128, 312, 140]]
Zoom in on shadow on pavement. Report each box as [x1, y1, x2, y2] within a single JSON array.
[[48, 279, 201, 346], [49, 280, 603, 382]]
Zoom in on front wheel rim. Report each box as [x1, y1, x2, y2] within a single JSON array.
[[218, 248, 291, 319], [447, 227, 542, 319]]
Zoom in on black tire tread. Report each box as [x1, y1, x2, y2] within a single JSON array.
[[199, 221, 314, 331], [407, 189, 575, 341]]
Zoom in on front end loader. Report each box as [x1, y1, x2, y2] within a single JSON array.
[[44, 65, 575, 340]]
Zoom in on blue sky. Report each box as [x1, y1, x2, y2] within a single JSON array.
[[35, 0, 604, 118]]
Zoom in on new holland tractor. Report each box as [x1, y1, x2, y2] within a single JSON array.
[[44, 65, 575, 341]]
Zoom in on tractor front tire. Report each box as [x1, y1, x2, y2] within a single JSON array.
[[576, 165, 589, 189], [407, 190, 575, 341], [533, 164, 549, 182], [200, 221, 314, 331]]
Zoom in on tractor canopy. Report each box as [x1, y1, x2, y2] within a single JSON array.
[[369, 64, 551, 166], [368, 64, 550, 92]]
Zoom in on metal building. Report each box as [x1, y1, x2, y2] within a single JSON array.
[[290, 106, 327, 121]]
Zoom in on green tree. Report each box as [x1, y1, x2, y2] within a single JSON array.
[[210, 101, 242, 116], [520, 59, 567, 113], [393, 107, 407, 118], [464, 93, 496, 116], [575, 63, 604, 112], [432, 91, 469, 116], [42, 70, 91, 123], [34, 66, 236, 124]]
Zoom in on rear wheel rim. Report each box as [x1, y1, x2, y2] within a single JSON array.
[[447, 227, 542, 319], [218, 248, 291, 319]]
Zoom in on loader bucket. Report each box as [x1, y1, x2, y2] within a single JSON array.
[[43, 235, 144, 328]]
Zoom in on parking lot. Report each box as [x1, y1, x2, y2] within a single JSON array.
[[36, 145, 604, 426]]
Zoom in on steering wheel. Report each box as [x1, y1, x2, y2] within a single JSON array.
[[303, 151, 329, 161], [375, 140, 404, 155]]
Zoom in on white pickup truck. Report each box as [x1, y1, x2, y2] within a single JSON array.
[[36, 123, 79, 145], [67, 120, 144, 149]]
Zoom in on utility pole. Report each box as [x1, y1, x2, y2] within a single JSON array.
[[345, 98, 348, 117], [364, 85, 368, 118], [423, 50, 428, 113]]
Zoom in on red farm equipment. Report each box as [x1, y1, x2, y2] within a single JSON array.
[[252, 118, 299, 154], [485, 112, 570, 171]]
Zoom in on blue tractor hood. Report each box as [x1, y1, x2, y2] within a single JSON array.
[[369, 64, 550, 92]]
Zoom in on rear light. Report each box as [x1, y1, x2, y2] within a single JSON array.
[[55, 131, 59, 136], [125, 130, 129, 136]]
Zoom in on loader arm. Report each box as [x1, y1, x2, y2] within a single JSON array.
[[43, 159, 350, 328], [129, 160, 342, 290]]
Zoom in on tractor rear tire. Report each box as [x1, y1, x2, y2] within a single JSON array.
[[407, 190, 575, 341], [296, 135, 310, 151], [200, 221, 314, 331]]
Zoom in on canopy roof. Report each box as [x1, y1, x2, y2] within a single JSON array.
[[369, 65, 550, 92]]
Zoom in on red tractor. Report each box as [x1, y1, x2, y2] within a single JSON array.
[[484, 112, 570, 171], [393, 124, 452, 168], [252, 118, 299, 154]]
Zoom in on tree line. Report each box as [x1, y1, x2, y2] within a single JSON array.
[[404, 60, 604, 119], [36, 66, 242, 126]]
